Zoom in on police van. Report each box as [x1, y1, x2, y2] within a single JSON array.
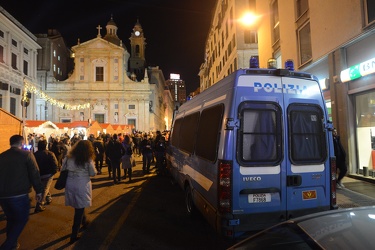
[[166, 59, 337, 238]]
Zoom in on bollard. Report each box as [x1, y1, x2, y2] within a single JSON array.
[[363, 166, 369, 177]]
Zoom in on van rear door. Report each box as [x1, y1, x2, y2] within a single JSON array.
[[283, 77, 330, 218], [233, 75, 287, 230]]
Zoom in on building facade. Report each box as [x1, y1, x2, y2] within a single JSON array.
[[35, 29, 72, 120], [33, 17, 173, 133], [199, 0, 258, 92], [256, 0, 375, 177], [0, 6, 40, 120]]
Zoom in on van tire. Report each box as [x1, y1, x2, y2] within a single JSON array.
[[185, 186, 196, 216]]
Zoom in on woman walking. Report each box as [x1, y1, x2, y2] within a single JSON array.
[[63, 140, 97, 243]]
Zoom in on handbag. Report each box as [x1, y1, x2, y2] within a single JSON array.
[[55, 161, 68, 190]]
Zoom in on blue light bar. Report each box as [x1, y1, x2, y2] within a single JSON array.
[[285, 59, 294, 71], [249, 56, 259, 68]]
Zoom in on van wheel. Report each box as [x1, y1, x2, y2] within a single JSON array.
[[185, 186, 196, 216]]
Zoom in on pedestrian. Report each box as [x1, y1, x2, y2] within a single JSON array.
[[122, 135, 133, 182], [140, 134, 153, 174], [155, 136, 167, 175], [63, 140, 97, 243], [333, 128, 347, 189], [34, 139, 58, 212], [104, 134, 113, 179], [106, 134, 125, 184], [50, 138, 63, 170], [92, 136, 105, 174], [0, 134, 43, 250]]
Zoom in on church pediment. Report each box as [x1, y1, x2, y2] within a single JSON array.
[[72, 38, 124, 52]]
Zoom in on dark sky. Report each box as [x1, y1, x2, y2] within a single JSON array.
[[0, 0, 216, 94]]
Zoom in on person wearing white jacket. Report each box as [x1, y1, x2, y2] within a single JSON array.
[[62, 140, 97, 244]]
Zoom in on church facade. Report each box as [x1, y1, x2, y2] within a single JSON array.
[[38, 17, 173, 133]]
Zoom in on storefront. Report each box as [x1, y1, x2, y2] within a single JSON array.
[[341, 51, 375, 176]]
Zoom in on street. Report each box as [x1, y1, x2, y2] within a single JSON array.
[[0, 156, 233, 250], [1, 156, 375, 249]]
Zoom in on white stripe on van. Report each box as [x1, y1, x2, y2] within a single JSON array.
[[203, 94, 227, 107], [184, 105, 202, 116], [240, 165, 281, 175], [183, 164, 213, 191], [291, 164, 324, 173]]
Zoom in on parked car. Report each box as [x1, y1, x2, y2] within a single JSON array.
[[228, 206, 375, 249]]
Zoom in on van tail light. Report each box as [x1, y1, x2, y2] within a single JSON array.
[[330, 156, 337, 209], [219, 160, 232, 213]]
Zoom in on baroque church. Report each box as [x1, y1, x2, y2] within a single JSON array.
[[37, 17, 173, 133]]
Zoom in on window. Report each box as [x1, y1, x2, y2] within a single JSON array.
[[11, 53, 17, 69], [129, 104, 135, 109], [114, 103, 119, 109], [23, 60, 28, 75], [12, 39, 17, 47], [271, 0, 280, 44], [238, 101, 282, 165], [288, 104, 326, 164], [0, 94, 2, 108], [0, 30, 3, 38], [0, 46, 3, 62], [298, 22, 312, 65], [24, 48, 28, 55], [178, 113, 200, 153], [96, 67, 104, 81], [94, 114, 105, 123], [366, 0, 375, 24], [128, 119, 136, 127], [171, 118, 182, 147], [244, 30, 258, 44], [296, 0, 309, 19], [10, 97, 16, 115], [196, 105, 224, 162]]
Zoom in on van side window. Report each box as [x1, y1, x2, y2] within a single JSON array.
[[171, 118, 182, 147], [288, 104, 327, 164], [238, 101, 282, 165], [179, 112, 200, 154], [196, 104, 224, 162]]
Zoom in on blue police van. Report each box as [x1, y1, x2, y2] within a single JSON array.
[[166, 60, 337, 238]]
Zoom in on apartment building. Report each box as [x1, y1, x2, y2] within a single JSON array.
[[0, 6, 40, 120]]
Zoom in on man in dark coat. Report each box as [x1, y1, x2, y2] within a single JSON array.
[[0, 135, 43, 250], [34, 139, 58, 212], [333, 128, 347, 189], [93, 137, 105, 174], [106, 134, 125, 184]]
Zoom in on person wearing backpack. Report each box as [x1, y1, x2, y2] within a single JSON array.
[[121, 135, 133, 182]]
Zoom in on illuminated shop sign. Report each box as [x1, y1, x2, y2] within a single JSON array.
[[340, 57, 375, 82]]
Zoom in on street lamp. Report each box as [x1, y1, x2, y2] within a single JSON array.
[[240, 12, 260, 27]]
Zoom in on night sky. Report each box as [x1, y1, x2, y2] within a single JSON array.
[[0, 0, 217, 94]]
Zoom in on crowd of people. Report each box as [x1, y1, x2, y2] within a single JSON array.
[[0, 130, 169, 248]]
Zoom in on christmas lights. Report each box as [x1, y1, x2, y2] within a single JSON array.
[[23, 79, 91, 110]]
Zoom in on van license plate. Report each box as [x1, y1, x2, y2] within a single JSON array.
[[248, 193, 271, 203]]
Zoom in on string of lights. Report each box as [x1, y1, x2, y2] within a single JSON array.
[[23, 79, 90, 110]]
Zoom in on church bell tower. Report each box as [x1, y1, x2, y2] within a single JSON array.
[[129, 19, 146, 81]]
